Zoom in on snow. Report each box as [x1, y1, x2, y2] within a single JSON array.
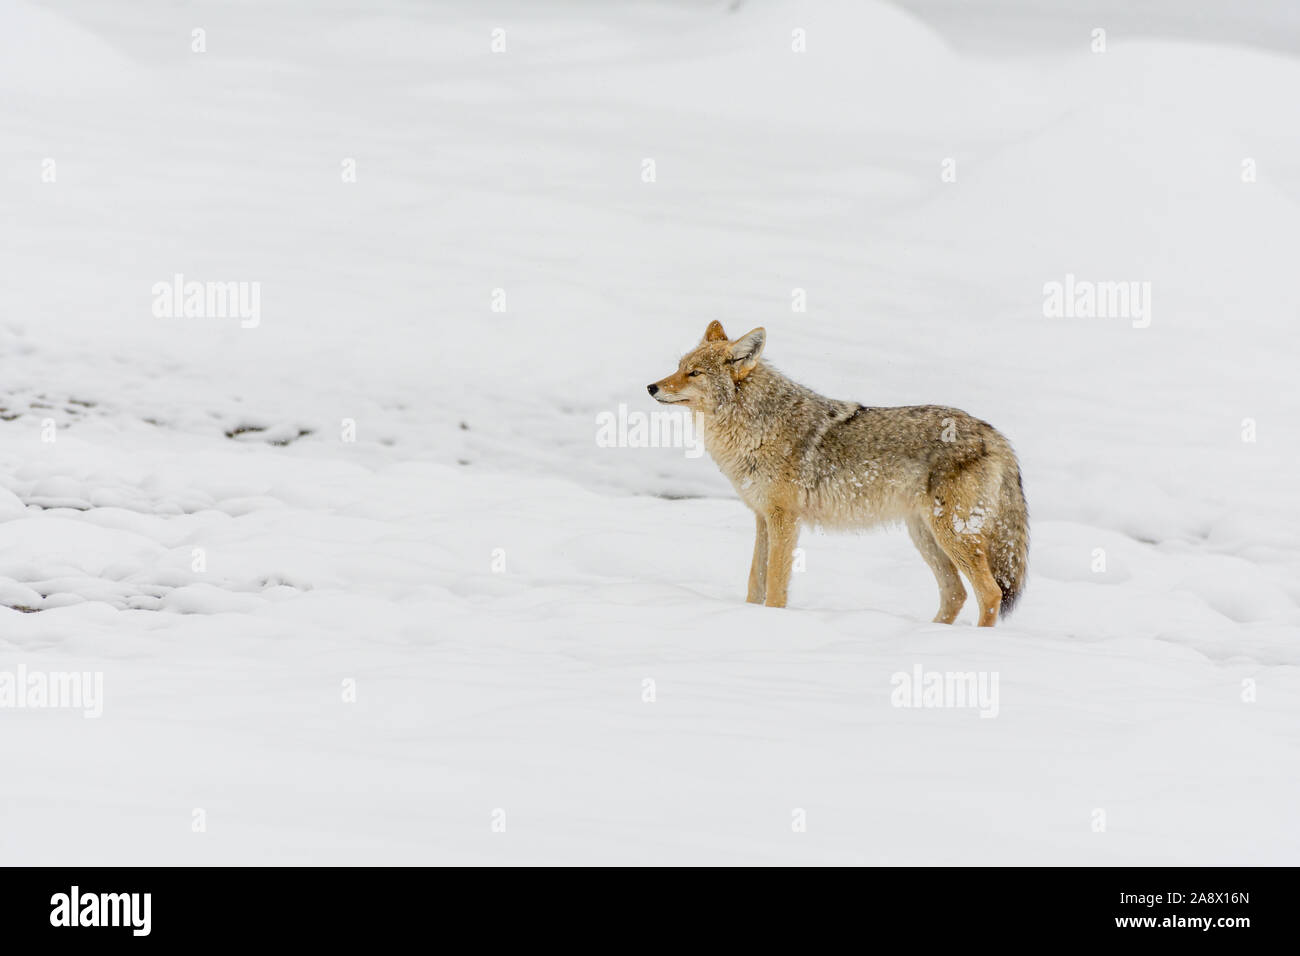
[[1, 0, 1298, 864]]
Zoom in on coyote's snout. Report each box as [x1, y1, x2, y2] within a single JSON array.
[[650, 321, 1029, 626]]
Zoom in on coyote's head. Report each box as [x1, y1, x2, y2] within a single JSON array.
[[647, 321, 766, 413]]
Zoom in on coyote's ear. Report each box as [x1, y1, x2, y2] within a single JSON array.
[[728, 327, 765, 379], [702, 320, 728, 343]]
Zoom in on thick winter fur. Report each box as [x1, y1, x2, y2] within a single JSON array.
[[648, 321, 1028, 626]]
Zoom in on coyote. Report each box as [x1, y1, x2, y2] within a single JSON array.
[[648, 321, 1028, 626]]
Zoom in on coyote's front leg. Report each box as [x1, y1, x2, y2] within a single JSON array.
[[747, 511, 768, 603], [763, 508, 798, 608]]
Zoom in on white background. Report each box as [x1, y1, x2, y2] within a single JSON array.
[[1, 0, 1297, 864]]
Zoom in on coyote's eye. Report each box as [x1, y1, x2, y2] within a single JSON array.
[[687, 369, 703, 377]]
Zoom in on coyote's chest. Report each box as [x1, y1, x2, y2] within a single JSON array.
[[724, 457, 778, 509], [701, 419, 792, 510]]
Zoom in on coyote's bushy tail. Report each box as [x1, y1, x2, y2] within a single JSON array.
[[990, 462, 1029, 616]]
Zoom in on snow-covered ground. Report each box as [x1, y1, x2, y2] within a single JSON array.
[[2, 0, 1298, 864]]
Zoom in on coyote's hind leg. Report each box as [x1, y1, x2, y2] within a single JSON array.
[[907, 515, 966, 624]]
